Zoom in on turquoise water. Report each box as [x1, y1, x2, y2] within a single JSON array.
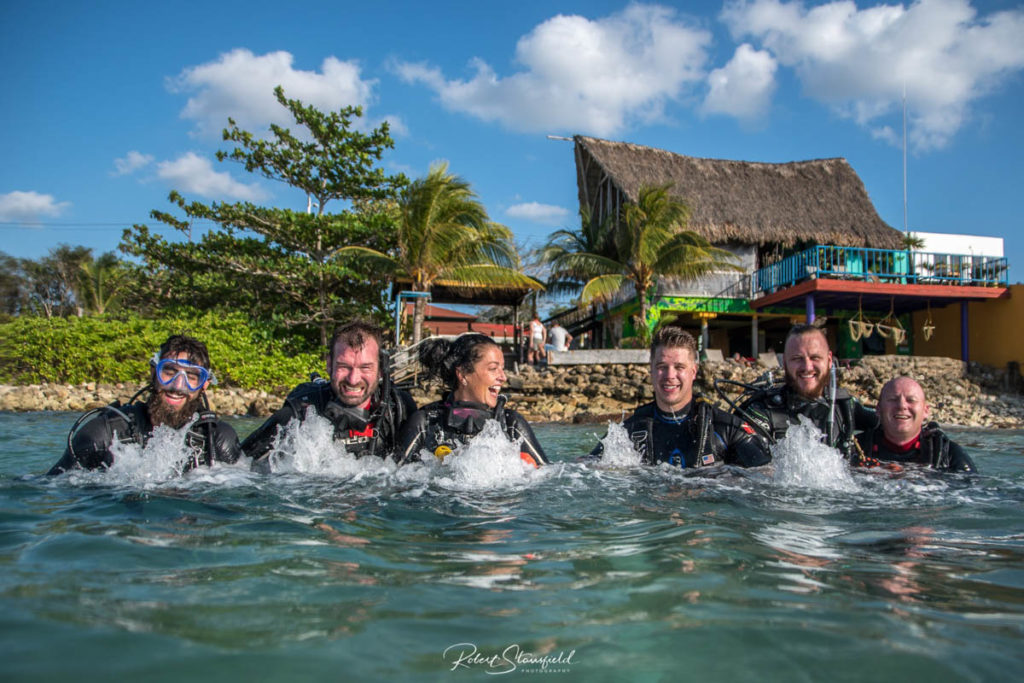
[[1, 411, 1022, 682]]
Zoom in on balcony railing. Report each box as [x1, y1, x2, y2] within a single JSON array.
[[754, 245, 1009, 296]]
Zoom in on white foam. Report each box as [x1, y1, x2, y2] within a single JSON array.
[[593, 421, 643, 468], [403, 419, 542, 491], [771, 416, 857, 492], [102, 419, 205, 486], [57, 417, 253, 488], [260, 411, 395, 478]]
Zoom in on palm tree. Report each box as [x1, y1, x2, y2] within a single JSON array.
[[78, 252, 128, 315], [339, 162, 542, 344], [548, 185, 739, 344], [541, 207, 618, 346]]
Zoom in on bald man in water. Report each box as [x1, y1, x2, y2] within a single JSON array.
[[854, 376, 977, 473]]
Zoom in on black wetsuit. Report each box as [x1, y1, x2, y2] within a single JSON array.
[[242, 379, 417, 471], [47, 400, 241, 474], [589, 396, 770, 468], [737, 384, 875, 459], [854, 422, 978, 473], [395, 395, 549, 466]]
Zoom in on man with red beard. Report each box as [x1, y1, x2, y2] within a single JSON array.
[[588, 325, 768, 468], [737, 324, 873, 458], [243, 320, 416, 471], [48, 335, 241, 474], [854, 376, 977, 472]]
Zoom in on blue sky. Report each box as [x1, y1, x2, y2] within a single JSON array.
[[2, 0, 1023, 285]]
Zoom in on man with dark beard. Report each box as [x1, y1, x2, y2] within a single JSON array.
[[243, 320, 416, 471], [47, 335, 241, 474], [736, 324, 874, 459]]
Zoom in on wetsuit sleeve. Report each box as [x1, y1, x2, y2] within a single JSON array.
[[394, 410, 429, 465], [712, 408, 771, 467], [945, 440, 978, 474], [853, 399, 878, 432], [734, 395, 775, 448], [212, 420, 242, 464], [241, 404, 298, 461], [509, 412, 549, 465], [398, 390, 418, 423], [47, 412, 116, 474]]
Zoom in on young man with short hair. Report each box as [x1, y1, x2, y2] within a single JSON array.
[[589, 325, 768, 468]]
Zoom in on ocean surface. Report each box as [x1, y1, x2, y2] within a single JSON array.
[[1, 410, 1022, 682]]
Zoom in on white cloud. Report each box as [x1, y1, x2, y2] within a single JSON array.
[[168, 49, 383, 137], [156, 153, 267, 202], [112, 150, 154, 176], [394, 4, 712, 135], [0, 191, 71, 223], [702, 43, 778, 119], [506, 202, 571, 225], [721, 0, 1024, 150]]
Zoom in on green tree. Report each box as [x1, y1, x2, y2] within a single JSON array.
[[122, 86, 407, 348], [0, 252, 25, 317], [541, 208, 619, 346], [548, 185, 738, 344], [339, 162, 542, 344], [77, 251, 129, 315], [13, 244, 92, 318]]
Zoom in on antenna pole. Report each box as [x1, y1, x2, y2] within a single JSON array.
[[902, 82, 908, 236]]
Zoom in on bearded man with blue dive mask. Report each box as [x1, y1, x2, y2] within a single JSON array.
[[47, 334, 242, 474]]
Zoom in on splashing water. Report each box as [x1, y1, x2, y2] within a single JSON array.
[[771, 416, 857, 492], [87, 418, 212, 487], [594, 421, 643, 468], [263, 411, 394, 477], [408, 419, 543, 491]]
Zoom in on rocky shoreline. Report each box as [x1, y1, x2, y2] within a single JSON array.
[[1, 355, 1021, 429]]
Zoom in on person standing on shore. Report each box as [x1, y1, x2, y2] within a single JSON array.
[[242, 320, 416, 471], [546, 322, 572, 363], [588, 325, 769, 468], [736, 323, 874, 458], [527, 314, 546, 366], [47, 334, 241, 474], [854, 376, 977, 473]]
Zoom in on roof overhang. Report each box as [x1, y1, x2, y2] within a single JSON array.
[[390, 279, 538, 307], [751, 278, 1010, 313]]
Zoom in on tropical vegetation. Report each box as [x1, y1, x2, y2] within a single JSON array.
[[542, 184, 739, 343], [338, 162, 542, 344]]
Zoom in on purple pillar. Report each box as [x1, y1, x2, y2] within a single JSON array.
[[805, 294, 816, 324], [961, 302, 969, 363]]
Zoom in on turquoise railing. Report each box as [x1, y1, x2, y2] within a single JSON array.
[[754, 245, 1009, 295]]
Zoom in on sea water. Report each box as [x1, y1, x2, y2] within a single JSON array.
[[1, 410, 1022, 682]]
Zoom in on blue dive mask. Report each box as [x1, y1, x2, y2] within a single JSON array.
[[150, 353, 216, 392]]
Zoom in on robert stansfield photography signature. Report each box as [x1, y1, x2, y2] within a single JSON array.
[[442, 642, 577, 674]]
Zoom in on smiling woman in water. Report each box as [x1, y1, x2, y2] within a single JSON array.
[[394, 333, 548, 467]]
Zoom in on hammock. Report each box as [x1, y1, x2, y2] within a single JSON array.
[[922, 301, 935, 341], [847, 297, 874, 342]]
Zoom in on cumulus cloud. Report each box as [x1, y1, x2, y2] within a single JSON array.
[[702, 43, 778, 119], [156, 153, 267, 202], [506, 202, 571, 225], [112, 150, 154, 176], [721, 0, 1024, 149], [0, 191, 70, 223], [168, 48, 385, 137], [394, 4, 711, 135]]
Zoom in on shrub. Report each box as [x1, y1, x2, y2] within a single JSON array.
[[0, 313, 323, 391]]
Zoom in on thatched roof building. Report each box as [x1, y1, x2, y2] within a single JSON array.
[[575, 135, 903, 250]]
